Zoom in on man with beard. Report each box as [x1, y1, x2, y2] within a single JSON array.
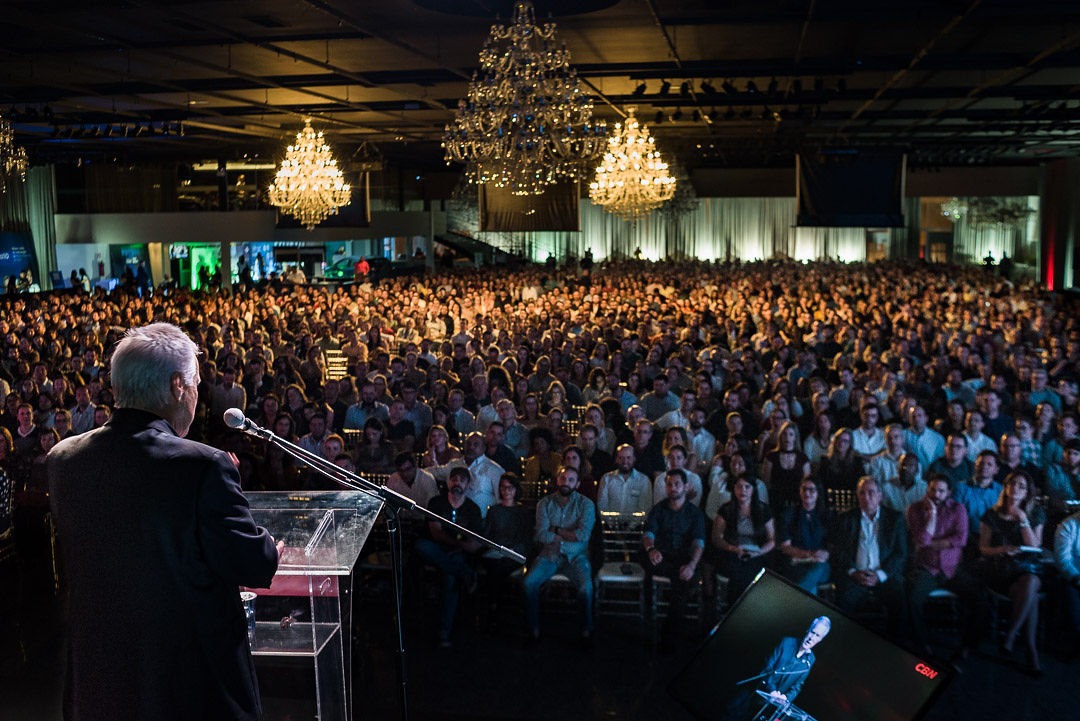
[[343, 380, 388, 430], [597, 444, 652, 516], [415, 466, 483, 648], [906, 475, 989, 659], [686, 407, 716, 476], [642, 469, 705, 640], [522, 466, 596, 645]]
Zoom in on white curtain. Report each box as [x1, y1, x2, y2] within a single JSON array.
[[460, 195, 927, 264], [532, 197, 896, 263], [26, 165, 58, 288], [951, 196, 1040, 267]]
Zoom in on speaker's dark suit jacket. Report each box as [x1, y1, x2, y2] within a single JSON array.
[[48, 408, 279, 721]]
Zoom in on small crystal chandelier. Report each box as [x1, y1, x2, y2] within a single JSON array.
[[267, 119, 351, 229], [442, 0, 607, 196], [940, 197, 966, 222], [0, 112, 29, 194], [589, 107, 676, 220]]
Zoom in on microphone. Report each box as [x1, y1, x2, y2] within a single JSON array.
[[223, 408, 272, 439]]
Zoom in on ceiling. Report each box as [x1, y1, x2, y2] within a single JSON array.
[[3, 0, 1080, 173]]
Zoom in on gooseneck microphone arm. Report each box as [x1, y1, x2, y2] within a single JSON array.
[[222, 408, 525, 564], [227, 407, 523, 721]]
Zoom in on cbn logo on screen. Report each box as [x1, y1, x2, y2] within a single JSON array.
[[914, 663, 938, 679]]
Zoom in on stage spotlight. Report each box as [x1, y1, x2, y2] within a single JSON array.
[[700, 81, 717, 96], [659, 80, 671, 96], [746, 80, 759, 94], [722, 80, 738, 95], [680, 81, 691, 97], [672, 107, 684, 121], [633, 82, 647, 96], [654, 110, 665, 124]]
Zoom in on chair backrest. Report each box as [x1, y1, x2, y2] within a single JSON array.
[[599, 511, 646, 562], [342, 428, 363, 452], [323, 349, 349, 381], [0, 468, 14, 562], [828, 487, 856, 514]]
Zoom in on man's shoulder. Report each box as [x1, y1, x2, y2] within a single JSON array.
[[50, 420, 222, 467], [477, 454, 505, 474]]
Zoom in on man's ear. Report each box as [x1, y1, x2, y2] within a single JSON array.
[[170, 372, 185, 401]]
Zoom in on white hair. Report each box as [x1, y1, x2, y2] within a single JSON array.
[[110, 323, 199, 413]]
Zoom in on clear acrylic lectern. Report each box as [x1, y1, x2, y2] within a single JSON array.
[[246, 491, 383, 721]]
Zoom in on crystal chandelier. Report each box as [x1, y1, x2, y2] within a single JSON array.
[[0, 112, 29, 194], [442, 0, 607, 196], [659, 158, 699, 220], [589, 107, 676, 220], [940, 197, 966, 222], [267, 119, 351, 229]]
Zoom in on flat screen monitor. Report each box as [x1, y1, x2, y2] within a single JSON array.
[[669, 571, 953, 721]]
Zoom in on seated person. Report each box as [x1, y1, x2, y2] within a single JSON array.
[[642, 468, 706, 636], [954, 450, 1003, 548], [384, 452, 438, 521], [830, 476, 908, 641], [522, 466, 596, 644], [414, 466, 483, 648], [777, 479, 832, 595], [481, 473, 533, 581], [974, 471, 1046, 675], [597, 444, 652, 516], [713, 477, 775, 605], [905, 475, 989, 659], [419, 424, 462, 468], [523, 428, 562, 492], [1054, 508, 1080, 659]]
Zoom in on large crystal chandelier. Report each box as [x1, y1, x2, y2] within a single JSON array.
[[267, 119, 351, 229], [589, 107, 676, 220], [0, 112, 29, 194], [442, 0, 607, 195]]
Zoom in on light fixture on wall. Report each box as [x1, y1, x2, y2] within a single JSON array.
[[0, 111, 29, 193], [267, 119, 352, 230], [589, 106, 676, 221], [442, 0, 607, 196]]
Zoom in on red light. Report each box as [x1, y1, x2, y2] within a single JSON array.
[[914, 663, 938, 679]]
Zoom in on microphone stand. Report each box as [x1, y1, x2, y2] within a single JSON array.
[[231, 414, 524, 721]]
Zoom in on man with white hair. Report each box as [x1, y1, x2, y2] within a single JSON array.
[[48, 323, 280, 721]]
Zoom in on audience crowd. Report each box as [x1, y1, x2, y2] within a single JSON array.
[[4, 257, 1080, 670]]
